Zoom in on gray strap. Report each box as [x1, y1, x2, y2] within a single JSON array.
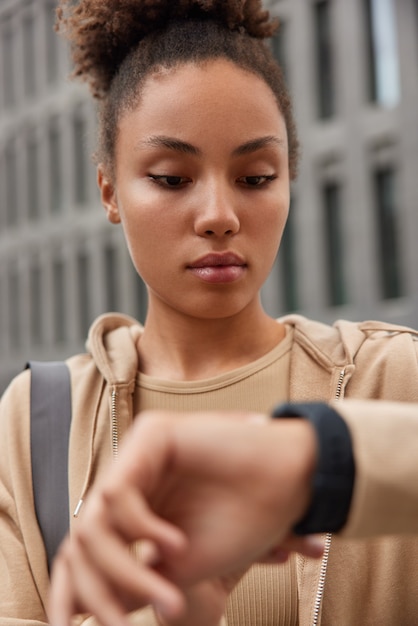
[[28, 361, 72, 572]]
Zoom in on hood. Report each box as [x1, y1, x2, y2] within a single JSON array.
[[279, 314, 418, 404], [71, 313, 145, 519], [85, 312, 417, 387], [281, 313, 418, 369], [86, 312, 144, 386], [280, 314, 366, 370]]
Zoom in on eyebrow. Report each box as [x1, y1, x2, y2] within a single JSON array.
[[136, 134, 284, 157], [136, 136, 201, 155], [231, 136, 285, 156]]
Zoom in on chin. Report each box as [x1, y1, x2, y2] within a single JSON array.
[[186, 298, 257, 322]]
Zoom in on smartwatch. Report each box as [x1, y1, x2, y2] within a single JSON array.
[[272, 402, 355, 534]]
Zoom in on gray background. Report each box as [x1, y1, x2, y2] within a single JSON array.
[[0, 0, 417, 392]]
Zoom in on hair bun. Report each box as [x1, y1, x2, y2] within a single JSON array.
[[56, 0, 278, 97]]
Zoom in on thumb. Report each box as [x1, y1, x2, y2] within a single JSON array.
[[259, 534, 325, 564]]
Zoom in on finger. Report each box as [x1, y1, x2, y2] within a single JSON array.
[[48, 547, 79, 626], [258, 548, 291, 564], [257, 534, 324, 565], [73, 526, 186, 617], [279, 534, 325, 559], [49, 539, 134, 626], [49, 552, 131, 626], [100, 482, 187, 557], [51, 528, 184, 626]]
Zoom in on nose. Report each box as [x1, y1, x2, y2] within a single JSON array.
[[194, 179, 240, 238]]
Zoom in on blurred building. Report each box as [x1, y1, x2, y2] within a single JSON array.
[[265, 0, 418, 327], [0, 0, 417, 393]]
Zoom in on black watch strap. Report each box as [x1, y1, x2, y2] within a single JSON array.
[[272, 402, 355, 535]]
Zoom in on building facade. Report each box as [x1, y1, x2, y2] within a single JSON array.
[[0, 0, 418, 392]]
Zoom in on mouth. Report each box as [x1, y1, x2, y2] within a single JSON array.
[[187, 253, 247, 284], [189, 252, 246, 268]]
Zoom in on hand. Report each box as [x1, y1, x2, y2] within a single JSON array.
[[49, 411, 322, 626], [155, 570, 245, 626]]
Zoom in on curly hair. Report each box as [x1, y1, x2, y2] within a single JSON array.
[[56, 0, 299, 179]]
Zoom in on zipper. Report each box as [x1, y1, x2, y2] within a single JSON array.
[[111, 388, 119, 461], [335, 368, 345, 401], [311, 367, 346, 626], [73, 387, 119, 519], [311, 532, 332, 625]]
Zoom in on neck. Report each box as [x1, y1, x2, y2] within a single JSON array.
[[137, 301, 285, 381]]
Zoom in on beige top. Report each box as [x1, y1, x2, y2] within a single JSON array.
[[134, 329, 298, 625], [135, 327, 293, 414], [2, 313, 418, 625]]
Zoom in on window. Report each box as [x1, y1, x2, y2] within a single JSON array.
[[313, 1, 335, 119], [104, 244, 119, 312], [364, 0, 400, 107], [53, 258, 66, 342], [278, 198, 298, 312], [373, 168, 403, 299], [133, 268, 148, 323], [0, 152, 4, 230], [73, 111, 89, 206], [27, 131, 40, 220], [1, 21, 16, 108], [271, 20, 288, 85], [23, 13, 36, 97], [30, 262, 43, 345], [48, 119, 63, 213], [5, 139, 18, 227], [45, 1, 59, 84], [323, 183, 347, 306], [0, 273, 4, 353], [77, 251, 91, 339], [8, 263, 20, 349]]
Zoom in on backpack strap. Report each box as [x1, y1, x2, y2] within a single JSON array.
[[28, 361, 72, 572]]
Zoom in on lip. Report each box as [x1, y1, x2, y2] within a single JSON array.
[[188, 252, 246, 268], [187, 252, 247, 284]]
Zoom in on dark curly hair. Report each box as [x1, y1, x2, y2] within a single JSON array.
[[56, 0, 299, 179]]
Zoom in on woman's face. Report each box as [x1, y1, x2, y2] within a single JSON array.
[[100, 59, 290, 321]]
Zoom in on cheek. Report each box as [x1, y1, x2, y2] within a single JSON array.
[[275, 204, 289, 246], [119, 202, 180, 279], [253, 196, 289, 252], [254, 208, 288, 280]]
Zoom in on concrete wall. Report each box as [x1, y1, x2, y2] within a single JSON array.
[[0, 0, 417, 392]]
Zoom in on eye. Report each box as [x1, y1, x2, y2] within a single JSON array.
[[149, 174, 191, 188], [237, 175, 277, 187]]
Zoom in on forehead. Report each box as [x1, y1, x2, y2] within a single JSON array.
[[117, 59, 287, 152]]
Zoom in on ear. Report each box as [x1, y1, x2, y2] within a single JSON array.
[[97, 165, 121, 224]]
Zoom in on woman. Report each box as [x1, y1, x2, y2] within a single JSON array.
[[1, 0, 418, 625]]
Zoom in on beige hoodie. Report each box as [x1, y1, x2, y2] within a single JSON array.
[[1, 313, 418, 625]]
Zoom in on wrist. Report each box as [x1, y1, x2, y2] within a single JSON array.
[[270, 419, 318, 526], [272, 402, 355, 534]]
